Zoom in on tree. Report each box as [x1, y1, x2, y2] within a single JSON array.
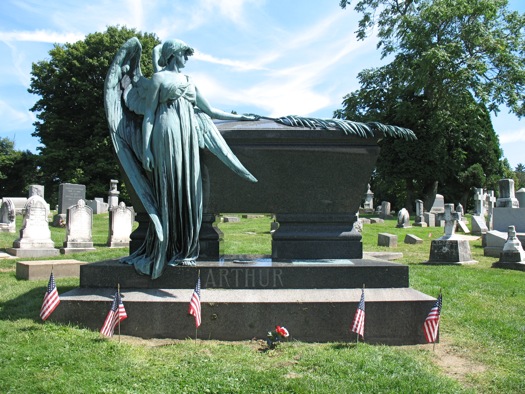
[[28, 26, 160, 206], [0, 137, 41, 197], [516, 163, 525, 189], [337, 0, 525, 210]]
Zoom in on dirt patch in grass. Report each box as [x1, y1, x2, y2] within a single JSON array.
[[434, 341, 487, 386], [415, 339, 487, 387]]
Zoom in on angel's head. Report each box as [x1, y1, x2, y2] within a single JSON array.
[[159, 39, 194, 70]]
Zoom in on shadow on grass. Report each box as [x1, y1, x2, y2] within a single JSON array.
[[330, 342, 359, 350], [0, 285, 77, 322]]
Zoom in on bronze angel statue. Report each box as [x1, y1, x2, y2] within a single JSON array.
[[104, 37, 258, 279]]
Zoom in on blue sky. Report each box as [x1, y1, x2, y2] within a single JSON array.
[[0, 0, 524, 168]]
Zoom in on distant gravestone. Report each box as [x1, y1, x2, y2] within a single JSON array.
[[28, 184, 44, 198], [414, 199, 427, 227], [3, 197, 28, 215], [60, 199, 96, 254], [516, 188, 525, 208], [496, 179, 519, 208], [492, 226, 525, 271], [486, 190, 496, 230], [363, 184, 374, 212], [424, 212, 436, 227], [108, 179, 120, 210], [430, 194, 445, 214], [57, 183, 86, 214], [404, 234, 423, 244], [456, 220, 470, 234], [396, 208, 411, 228], [223, 216, 240, 223], [108, 202, 133, 248], [425, 204, 476, 265], [473, 188, 486, 216], [86, 198, 109, 214], [471, 215, 488, 235], [378, 233, 397, 248], [7, 195, 58, 257], [0, 198, 16, 233], [379, 201, 391, 219], [54, 183, 86, 226]]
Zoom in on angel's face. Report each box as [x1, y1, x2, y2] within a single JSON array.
[[174, 50, 188, 70]]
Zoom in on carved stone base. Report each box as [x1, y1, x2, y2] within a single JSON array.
[[271, 213, 362, 260], [424, 239, 477, 265]]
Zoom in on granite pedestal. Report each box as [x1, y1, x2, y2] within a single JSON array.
[[51, 258, 436, 345]]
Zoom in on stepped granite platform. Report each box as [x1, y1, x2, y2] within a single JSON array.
[[51, 258, 436, 345]]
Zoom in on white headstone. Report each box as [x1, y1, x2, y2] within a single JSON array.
[[437, 204, 460, 240], [0, 198, 16, 233], [61, 199, 96, 253], [486, 190, 496, 230], [499, 225, 525, 263], [396, 208, 411, 228], [380, 201, 391, 219], [28, 184, 44, 198], [363, 184, 374, 211], [430, 194, 445, 214], [108, 179, 120, 210], [473, 187, 486, 216], [108, 201, 133, 247], [7, 195, 58, 257], [516, 188, 525, 208]]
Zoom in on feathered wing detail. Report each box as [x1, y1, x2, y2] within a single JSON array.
[[104, 37, 163, 241], [195, 110, 257, 183], [270, 115, 417, 141]]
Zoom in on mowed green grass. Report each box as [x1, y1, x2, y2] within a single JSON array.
[[0, 213, 523, 393]]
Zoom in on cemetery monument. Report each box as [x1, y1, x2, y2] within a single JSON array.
[[51, 36, 436, 345], [425, 204, 477, 265]]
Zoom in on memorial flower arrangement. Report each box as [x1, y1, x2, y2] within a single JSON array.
[[266, 325, 290, 349]]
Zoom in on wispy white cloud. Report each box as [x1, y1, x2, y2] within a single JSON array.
[[499, 128, 525, 144], [194, 51, 269, 71], [0, 100, 35, 130], [0, 30, 85, 43]]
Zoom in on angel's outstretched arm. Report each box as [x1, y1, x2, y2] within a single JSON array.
[[195, 86, 257, 121]]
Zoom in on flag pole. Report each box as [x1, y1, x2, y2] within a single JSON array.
[[117, 283, 121, 343], [433, 288, 442, 352], [195, 269, 200, 343]]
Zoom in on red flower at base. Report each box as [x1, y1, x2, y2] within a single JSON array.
[[275, 325, 289, 338]]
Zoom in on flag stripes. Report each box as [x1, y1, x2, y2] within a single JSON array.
[[188, 276, 201, 328], [423, 293, 442, 343], [351, 288, 365, 339], [40, 272, 60, 321], [100, 291, 127, 337]]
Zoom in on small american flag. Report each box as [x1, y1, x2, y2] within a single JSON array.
[[188, 276, 201, 328], [351, 288, 365, 339], [40, 272, 60, 321], [100, 291, 127, 337], [423, 293, 442, 343]]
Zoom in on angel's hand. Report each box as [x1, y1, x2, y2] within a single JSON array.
[[240, 113, 261, 121], [143, 148, 154, 172]]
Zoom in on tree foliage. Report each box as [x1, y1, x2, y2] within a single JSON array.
[[515, 163, 525, 189], [28, 26, 160, 206], [0, 137, 41, 197], [337, 0, 525, 210]]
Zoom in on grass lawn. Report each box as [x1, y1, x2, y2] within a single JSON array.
[[0, 213, 524, 393]]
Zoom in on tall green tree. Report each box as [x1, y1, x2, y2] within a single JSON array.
[[28, 26, 160, 206], [337, 0, 525, 210], [0, 137, 41, 197], [516, 163, 525, 189]]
